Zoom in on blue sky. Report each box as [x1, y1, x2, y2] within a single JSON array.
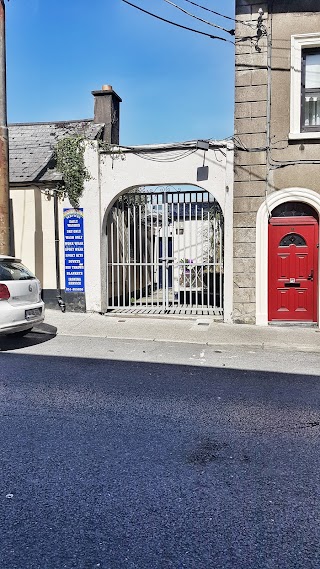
[[6, 0, 235, 145]]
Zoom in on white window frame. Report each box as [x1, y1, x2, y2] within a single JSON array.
[[290, 33, 320, 140]]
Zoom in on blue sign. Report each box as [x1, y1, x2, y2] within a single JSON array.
[[64, 208, 85, 293]]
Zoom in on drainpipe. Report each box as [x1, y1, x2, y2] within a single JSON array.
[[0, 0, 10, 255], [53, 190, 66, 312], [265, 1, 273, 220]]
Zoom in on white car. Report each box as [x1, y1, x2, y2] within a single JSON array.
[[0, 255, 45, 336]]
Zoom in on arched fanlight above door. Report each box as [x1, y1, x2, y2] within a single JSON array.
[[271, 201, 319, 220]]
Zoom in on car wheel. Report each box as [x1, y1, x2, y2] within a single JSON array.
[[7, 328, 33, 337]]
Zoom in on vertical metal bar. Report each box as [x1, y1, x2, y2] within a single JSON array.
[[139, 197, 143, 306], [106, 214, 109, 309], [204, 196, 208, 310], [216, 216, 219, 310], [151, 194, 154, 307], [108, 209, 111, 307], [170, 197, 174, 308], [133, 196, 137, 308], [145, 194, 148, 307], [160, 193, 163, 309], [158, 194, 162, 308], [116, 200, 120, 307], [220, 215, 223, 310], [176, 192, 181, 309], [116, 200, 120, 306], [219, 215, 222, 310], [213, 208, 216, 309], [207, 201, 210, 309], [156, 196, 160, 307], [128, 194, 131, 309], [122, 196, 125, 307], [195, 199, 198, 311], [189, 193, 192, 308], [163, 191, 168, 309], [183, 199, 186, 308], [110, 208, 114, 307], [201, 194, 204, 309]]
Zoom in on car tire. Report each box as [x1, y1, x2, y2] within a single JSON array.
[[7, 328, 33, 337]]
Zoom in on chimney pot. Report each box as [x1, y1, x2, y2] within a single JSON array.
[[102, 84, 113, 91]]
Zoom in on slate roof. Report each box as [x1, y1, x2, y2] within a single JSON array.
[[9, 119, 104, 184]]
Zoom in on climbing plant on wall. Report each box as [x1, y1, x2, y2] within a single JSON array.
[[54, 136, 91, 208]]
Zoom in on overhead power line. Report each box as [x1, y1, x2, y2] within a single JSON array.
[[181, 0, 256, 28], [162, 0, 235, 36], [121, 0, 234, 44]]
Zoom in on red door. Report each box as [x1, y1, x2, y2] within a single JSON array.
[[268, 217, 318, 322]]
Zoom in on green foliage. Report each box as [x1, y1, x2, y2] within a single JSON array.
[[54, 136, 91, 208], [97, 140, 126, 164]]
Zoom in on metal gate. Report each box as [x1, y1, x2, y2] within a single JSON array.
[[106, 186, 224, 315]]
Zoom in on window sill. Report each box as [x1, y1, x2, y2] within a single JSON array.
[[289, 132, 320, 141]]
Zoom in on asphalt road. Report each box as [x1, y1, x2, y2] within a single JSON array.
[[0, 332, 320, 569]]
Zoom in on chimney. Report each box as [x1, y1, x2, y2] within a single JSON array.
[[92, 85, 122, 145]]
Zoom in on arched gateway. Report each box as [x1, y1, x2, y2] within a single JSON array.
[[106, 185, 224, 315], [82, 140, 233, 322]]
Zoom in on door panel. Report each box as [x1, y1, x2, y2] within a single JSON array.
[[296, 254, 307, 278], [268, 218, 318, 322], [277, 289, 290, 311], [277, 254, 290, 279], [295, 289, 308, 312]]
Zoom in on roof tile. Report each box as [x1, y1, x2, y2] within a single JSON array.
[[9, 120, 103, 183]]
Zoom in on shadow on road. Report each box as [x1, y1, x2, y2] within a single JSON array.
[[0, 322, 57, 351], [0, 349, 320, 569]]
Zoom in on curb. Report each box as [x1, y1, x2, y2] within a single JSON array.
[[48, 330, 320, 353]]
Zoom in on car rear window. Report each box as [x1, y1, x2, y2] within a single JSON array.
[[0, 260, 35, 281]]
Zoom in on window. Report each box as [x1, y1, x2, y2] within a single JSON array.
[[290, 34, 320, 139], [271, 201, 319, 219], [279, 233, 306, 247], [301, 49, 320, 131], [0, 260, 35, 281]]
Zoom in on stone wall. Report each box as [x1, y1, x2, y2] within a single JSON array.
[[234, 1, 268, 323], [234, 0, 320, 324]]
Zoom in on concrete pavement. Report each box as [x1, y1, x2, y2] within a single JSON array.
[[39, 309, 320, 353]]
